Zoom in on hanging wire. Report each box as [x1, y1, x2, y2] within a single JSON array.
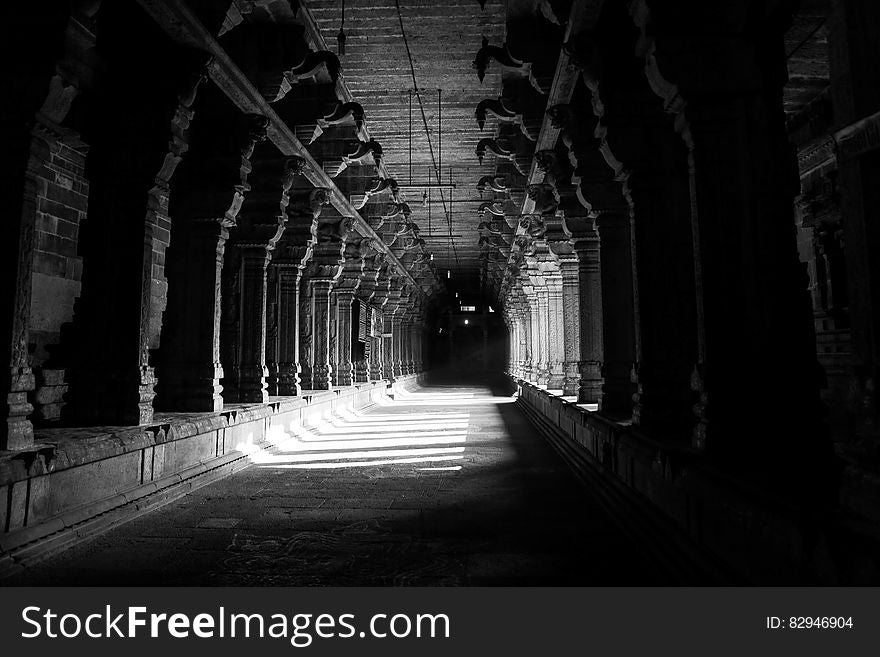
[[337, 0, 346, 55], [408, 88, 412, 185], [394, 0, 460, 271]]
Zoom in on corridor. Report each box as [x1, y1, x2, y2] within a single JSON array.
[[6, 379, 669, 586]]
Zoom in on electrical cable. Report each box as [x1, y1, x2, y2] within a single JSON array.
[[394, 0, 461, 271]]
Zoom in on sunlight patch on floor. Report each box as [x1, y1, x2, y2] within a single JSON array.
[[237, 386, 498, 470]]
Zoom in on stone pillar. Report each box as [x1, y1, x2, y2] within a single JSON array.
[[827, 0, 880, 471], [272, 264, 302, 394], [369, 307, 385, 381], [300, 219, 346, 390], [383, 286, 402, 380], [392, 297, 408, 378], [311, 278, 335, 390], [161, 221, 229, 410], [332, 288, 356, 387], [161, 105, 270, 411], [0, 0, 72, 450], [65, 12, 213, 425], [219, 133, 294, 404], [520, 292, 535, 381], [267, 187, 319, 396], [532, 280, 551, 387], [544, 268, 566, 390], [571, 227, 604, 403], [397, 316, 410, 377], [332, 238, 366, 387], [639, 3, 829, 475], [595, 211, 636, 417], [512, 306, 525, 378], [370, 265, 391, 381], [353, 251, 380, 383], [1, 128, 44, 448], [555, 254, 582, 397]]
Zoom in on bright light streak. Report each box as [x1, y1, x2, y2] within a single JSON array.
[[274, 433, 467, 451], [416, 465, 462, 472], [373, 397, 516, 407], [310, 420, 469, 434], [254, 445, 465, 464], [261, 454, 464, 470]]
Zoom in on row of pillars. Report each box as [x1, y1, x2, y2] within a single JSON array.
[[495, 0, 836, 499], [0, 3, 429, 449]]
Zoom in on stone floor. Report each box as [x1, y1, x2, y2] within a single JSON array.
[[6, 376, 671, 586]]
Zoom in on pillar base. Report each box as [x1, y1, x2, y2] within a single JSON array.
[[231, 365, 269, 404], [275, 363, 301, 396], [312, 364, 332, 390], [2, 366, 35, 450], [159, 363, 224, 412]]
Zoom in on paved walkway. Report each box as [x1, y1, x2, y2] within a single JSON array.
[[7, 379, 670, 585]]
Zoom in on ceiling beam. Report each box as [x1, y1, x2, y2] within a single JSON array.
[[136, 0, 435, 298], [502, 0, 606, 290]]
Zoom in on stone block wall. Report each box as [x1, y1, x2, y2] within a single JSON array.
[[28, 138, 88, 424]]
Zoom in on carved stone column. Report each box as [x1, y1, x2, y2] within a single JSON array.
[[544, 269, 566, 390], [554, 253, 582, 397], [267, 185, 321, 396], [354, 252, 382, 383], [522, 279, 544, 385], [370, 264, 391, 381], [300, 216, 347, 390], [594, 211, 636, 417], [383, 288, 402, 381], [0, 0, 73, 449], [219, 131, 294, 404], [511, 305, 525, 378], [412, 319, 424, 373], [332, 237, 366, 387], [519, 288, 535, 381], [570, 225, 604, 403], [161, 106, 270, 411], [65, 17, 212, 425], [392, 287, 411, 378], [637, 3, 830, 476], [827, 0, 880, 467]]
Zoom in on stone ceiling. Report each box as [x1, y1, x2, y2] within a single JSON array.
[[306, 0, 508, 294], [784, 0, 831, 119]]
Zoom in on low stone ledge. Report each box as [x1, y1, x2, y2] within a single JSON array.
[[0, 379, 393, 573], [514, 377, 879, 584]]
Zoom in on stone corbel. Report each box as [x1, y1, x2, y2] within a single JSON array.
[[310, 101, 366, 144], [477, 174, 509, 194], [535, 148, 573, 189], [287, 186, 331, 223], [355, 177, 400, 210], [478, 219, 504, 235], [476, 137, 524, 174], [479, 200, 506, 217], [221, 23, 340, 102], [331, 139, 383, 177], [476, 97, 519, 131], [527, 183, 560, 215], [315, 214, 354, 247]]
